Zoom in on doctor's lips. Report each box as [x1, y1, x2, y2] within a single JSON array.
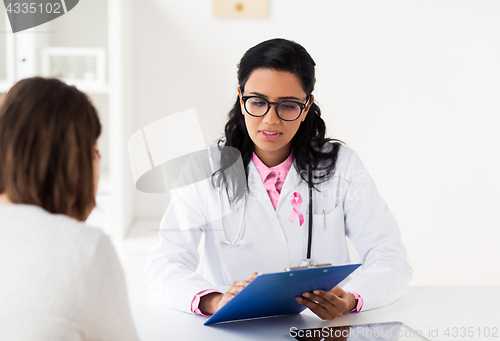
[[260, 129, 281, 141]]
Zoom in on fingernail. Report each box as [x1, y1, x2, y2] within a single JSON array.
[[303, 292, 310, 298], [313, 290, 320, 295], [296, 297, 303, 303]]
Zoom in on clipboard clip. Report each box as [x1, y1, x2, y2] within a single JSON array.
[[286, 261, 332, 271]]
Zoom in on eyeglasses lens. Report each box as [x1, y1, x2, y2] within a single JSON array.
[[245, 97, 268, 116], [277, 102, 301, 120]]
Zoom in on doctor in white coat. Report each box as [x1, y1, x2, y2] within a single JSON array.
[[145, 38, 412, 320]]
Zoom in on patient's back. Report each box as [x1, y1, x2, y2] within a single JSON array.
[[0, 203, 140, 341]]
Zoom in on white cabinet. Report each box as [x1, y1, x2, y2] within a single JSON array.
[[0, 0, 135, 241], [0, 7, 14, 91]]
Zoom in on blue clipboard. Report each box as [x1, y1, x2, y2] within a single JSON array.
[[204, 263, 361, 325]]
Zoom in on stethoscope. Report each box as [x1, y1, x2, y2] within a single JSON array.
[[217, 169, 318, 268], [216, 187, 247, 245]]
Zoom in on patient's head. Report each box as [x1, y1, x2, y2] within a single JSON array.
[[0, 77, 102, 221]]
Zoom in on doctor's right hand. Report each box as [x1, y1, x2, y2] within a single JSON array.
[[199, 272, 258, 315]]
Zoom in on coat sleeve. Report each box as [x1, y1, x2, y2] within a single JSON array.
[[340, 148, 412, 311], [144, 179, 222, 313], [144, 152, 220, 314]]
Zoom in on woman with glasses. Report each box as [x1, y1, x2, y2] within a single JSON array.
[[145, 38, 412, 320], [0, 78, 139, 340]]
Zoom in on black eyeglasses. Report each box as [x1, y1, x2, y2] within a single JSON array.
[[241, 95, 310, 121]]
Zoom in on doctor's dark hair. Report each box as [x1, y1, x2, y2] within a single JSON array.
[[214, 38, 342, 204], [0, 77, 101, 221]]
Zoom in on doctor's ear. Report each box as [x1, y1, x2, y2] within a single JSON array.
[[237, 88, 243, 103], [237, 88, 246, 115], [301, 94, 314, 122]]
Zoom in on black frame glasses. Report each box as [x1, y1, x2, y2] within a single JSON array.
[[241, 95, 310, 121]]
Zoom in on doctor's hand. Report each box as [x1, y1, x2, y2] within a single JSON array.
[[199, 272, 258, 315], [295, 286, 357, 320]]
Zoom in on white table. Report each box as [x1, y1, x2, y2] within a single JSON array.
[[129, 285, 500, 340]]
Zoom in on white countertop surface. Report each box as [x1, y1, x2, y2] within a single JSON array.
[[129, 285, 500, 341]]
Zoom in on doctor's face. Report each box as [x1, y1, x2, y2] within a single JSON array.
[[239, 68, 314, 167]]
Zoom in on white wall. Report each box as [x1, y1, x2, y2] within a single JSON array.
[[132, 0, 500, 286]]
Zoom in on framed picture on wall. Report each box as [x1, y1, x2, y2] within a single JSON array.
[[41, 47, 106, 90]]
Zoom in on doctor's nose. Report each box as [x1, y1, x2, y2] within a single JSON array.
[[262, 104, 281, 125]]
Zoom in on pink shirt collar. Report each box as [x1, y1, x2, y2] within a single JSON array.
[[251, 151, 295, 182]]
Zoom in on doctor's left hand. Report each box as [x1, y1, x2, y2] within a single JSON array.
[[295, 286, 357, 320]]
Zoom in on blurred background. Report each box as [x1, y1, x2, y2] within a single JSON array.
[[1, 0, 499, 288]]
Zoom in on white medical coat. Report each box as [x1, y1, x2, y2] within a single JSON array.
[[144, 145, 412, 314]]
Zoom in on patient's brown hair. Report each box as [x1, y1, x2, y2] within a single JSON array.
[[0, 77, 101, 221]]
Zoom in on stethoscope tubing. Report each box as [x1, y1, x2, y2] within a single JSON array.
[[217, 186, 247, 245], [306, 169, 313, 261]]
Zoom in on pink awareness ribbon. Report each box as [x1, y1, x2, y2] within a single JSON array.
[[289, 192, 305, 226]]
